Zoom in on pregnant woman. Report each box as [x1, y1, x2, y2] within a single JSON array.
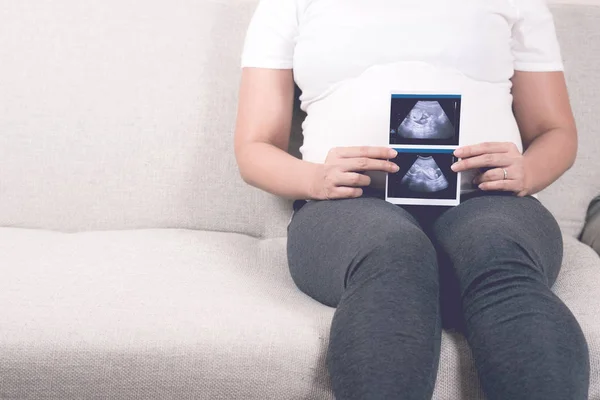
[[234, 0, 590, 399]]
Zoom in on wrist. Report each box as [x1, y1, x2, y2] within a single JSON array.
[[304, 162, 325, 200], [521, 154, 536, 196]]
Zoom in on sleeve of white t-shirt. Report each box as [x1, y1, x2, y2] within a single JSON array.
[[511, 0, 564, 72], [240, 0, 299, 69]]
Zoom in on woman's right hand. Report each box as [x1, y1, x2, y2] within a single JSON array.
[[309, 146, 400, 200]]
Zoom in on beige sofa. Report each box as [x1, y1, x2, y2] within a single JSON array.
[[0, 1, 598, 398]]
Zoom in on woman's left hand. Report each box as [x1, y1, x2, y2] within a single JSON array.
[[452, 142, 531, 197]]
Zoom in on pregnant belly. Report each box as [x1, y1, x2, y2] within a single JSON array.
[[299, 62, 523, 193]]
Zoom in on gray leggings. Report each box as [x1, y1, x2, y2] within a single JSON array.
[[287, 190, 589, 400]]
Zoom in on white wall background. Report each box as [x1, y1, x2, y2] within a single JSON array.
[[550, 0, 600, 4]]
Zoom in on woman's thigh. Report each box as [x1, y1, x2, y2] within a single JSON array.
[[287, 196, 438, 307]]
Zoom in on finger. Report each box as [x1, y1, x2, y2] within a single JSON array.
[[478, 179, 520, 192], [454, 142, 512, 158], [341, 157, 400, 173], [335, 172, 372, 187], [472, 167, 507, 184], [452, 154, 510, 172], [334, 146, 398, 160], [327, 186, 363, 200]]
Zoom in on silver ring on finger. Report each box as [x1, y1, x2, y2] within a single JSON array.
[[502, 168, 508, 180]]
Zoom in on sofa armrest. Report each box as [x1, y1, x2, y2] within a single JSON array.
[[580, 197, 600, 255]]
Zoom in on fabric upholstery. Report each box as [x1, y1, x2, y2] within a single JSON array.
[[0, 228, 333, 399], [0, 0, 291, 238], [582, 196, 600, 254], [0, 1, 599, 239], [0, 228, 598, 399], [1, 2, 599, 400], [552, 236, 600, 399], [537, 4, 600, 237]]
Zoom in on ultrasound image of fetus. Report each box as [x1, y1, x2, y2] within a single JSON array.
[[400, 156, 449, 193], [398, 101, 454, 139]]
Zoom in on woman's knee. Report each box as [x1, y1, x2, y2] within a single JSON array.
[[344, 208, 438, 282], [287, 198, 434, 306], [436, 195, 558, 242], [287, 197, 437, 306], [362, 209, 434, 257], [433, 194, 563, 284]]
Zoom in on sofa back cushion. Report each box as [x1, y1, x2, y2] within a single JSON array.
[[0, 0, 293, 237], [537, 4, 600, 237], [0, 1, 598, 238]]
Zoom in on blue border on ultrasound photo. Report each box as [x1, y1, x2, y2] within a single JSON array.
[[391, 94, 461, 99]]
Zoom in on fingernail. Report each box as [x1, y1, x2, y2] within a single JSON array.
[[393, 165, 400, 172], [454, 149, 462, 157], [451, 163, 459, 171], [389, 149, 398, 157]]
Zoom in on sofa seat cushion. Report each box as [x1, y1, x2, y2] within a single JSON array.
[[551, 236, 600, 400], [0, 229, 598, 399], [0, 228, 335, 399]]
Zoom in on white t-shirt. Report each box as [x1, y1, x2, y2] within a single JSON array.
[[240, 0, 564, 192]]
